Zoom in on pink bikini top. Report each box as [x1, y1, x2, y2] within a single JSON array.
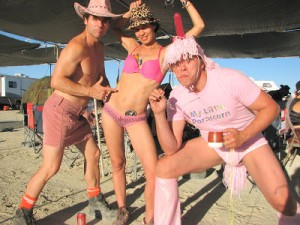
[[122, 46, 164, 83]]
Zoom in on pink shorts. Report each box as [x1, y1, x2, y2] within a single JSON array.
[[43, 93, 92, 148], [214, 133, 268, 166], [102, 104, 147, 128]]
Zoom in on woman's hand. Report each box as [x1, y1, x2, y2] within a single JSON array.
[[130, 0, 142, 12]]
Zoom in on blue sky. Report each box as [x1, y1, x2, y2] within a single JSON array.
[[0, 57, 299, 93]]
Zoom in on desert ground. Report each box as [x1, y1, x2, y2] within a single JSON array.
[[0, 110, 299, 225]]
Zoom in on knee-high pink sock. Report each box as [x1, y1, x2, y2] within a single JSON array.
[[278, 202, 300, 225], [154, 177, 181, 225]]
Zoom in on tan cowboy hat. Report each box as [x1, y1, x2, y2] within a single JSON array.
[[127, 4, 160, 30], [74, 0, 121, 18]]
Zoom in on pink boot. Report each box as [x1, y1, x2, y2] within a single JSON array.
[[278, 202, 300, 225], [154, 177, 181, 225]]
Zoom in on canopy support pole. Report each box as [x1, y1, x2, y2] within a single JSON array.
[[94, 99, 105, 177]]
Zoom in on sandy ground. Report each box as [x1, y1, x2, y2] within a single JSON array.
[[0, 110, 299, 225]]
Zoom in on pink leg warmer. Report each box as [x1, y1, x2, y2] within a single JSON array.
[[154, 177, 181, 225], [278, 202, 300, 225]]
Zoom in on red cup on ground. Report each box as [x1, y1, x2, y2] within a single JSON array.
[[208, 131, 224, 148], [77, 213, 86, 225]]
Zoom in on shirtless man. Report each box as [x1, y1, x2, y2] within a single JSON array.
[[13, 0, 119, 224]]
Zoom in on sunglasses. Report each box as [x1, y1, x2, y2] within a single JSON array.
[[164, 0, 174, 7]]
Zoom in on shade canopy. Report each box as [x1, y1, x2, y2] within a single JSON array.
[[0, 0, 299, 66]]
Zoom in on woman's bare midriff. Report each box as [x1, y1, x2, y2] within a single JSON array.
[[107, 73, 161, 114]]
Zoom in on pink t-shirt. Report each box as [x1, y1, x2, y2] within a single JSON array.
[[167, 67, 267, 163]]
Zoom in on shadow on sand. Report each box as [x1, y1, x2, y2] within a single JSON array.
[[7, 169, 226, 225]]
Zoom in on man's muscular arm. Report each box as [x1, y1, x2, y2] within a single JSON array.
[[51, 41, 116, 100]]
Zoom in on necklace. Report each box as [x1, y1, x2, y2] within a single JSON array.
[[138, 44, 157, 66]]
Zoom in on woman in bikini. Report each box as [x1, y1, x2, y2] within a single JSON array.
[[102, 1, 204, 224]]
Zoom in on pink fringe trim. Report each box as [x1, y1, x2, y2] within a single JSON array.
[[163, 36, 204, 68], [163, 36, 220, 71], [223, 164, 247, 196], [203, 56, 220, 71]]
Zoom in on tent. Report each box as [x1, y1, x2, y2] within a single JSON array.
[[21, 77, 52, 105], [0, 0, 299, 67]]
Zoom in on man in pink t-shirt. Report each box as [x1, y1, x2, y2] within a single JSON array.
[[149, 36, 299, 225]]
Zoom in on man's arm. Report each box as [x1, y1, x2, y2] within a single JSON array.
[[155, 113, 186, 156], [224, 90, 280, 149], [51, 42, 91, 96], [149, 89, 185, 155], [51, 42, 116, 100]]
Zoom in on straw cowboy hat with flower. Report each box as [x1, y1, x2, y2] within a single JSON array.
[[74, 0, 120, 18]]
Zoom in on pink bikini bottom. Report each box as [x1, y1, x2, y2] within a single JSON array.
[[102, 104, 147, 128]]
